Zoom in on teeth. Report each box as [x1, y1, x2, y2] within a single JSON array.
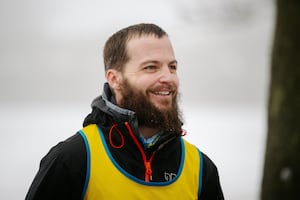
[[154, 91, 171, 95]]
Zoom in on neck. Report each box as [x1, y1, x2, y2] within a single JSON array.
[[139, 126, 160, 139]]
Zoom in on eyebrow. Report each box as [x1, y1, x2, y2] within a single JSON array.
[[140, 60, 178, 66], [170, 60, 178, 65]]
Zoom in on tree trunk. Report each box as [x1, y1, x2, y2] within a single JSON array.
[[261, 0, 300, 199]]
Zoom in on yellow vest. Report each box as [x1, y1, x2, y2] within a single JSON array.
[[79, 124, 203, 200]]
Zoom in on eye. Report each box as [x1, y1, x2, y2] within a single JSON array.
[[169, 64, 177, 73], [143, 65, 158, 72]]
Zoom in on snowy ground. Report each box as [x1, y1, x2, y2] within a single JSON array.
[[0, 103, 267, 199]]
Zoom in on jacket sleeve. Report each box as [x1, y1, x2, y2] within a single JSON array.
[[199, 153, 224, 200], [25, 133, 86, 200]]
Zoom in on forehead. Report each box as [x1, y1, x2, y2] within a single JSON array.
[[126, 35, 175, 62]]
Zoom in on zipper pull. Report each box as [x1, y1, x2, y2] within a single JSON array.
[[145, 161, 152, 182]]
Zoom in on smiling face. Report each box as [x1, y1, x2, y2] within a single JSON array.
[[112, 35, 179, 111], [106, 34, 182, 132]]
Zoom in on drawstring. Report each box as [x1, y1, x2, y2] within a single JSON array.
[[109, 123, 125, 149], [124, 122, 156, 182]]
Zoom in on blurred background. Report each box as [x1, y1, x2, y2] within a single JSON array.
[[0, 0, 274, 199]]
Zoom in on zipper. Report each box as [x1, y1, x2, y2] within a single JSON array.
[[144, 152, 156, 181], [125, 122, 156, 182]]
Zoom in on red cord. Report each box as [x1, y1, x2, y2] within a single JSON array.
[[109, 123, 125, 149]]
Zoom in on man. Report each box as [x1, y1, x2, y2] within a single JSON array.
[[26, 23, 224, 199]]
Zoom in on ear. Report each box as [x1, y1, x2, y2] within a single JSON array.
[[106, 69, 122, 91]]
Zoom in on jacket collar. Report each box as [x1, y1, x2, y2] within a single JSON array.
[[91, 83, 136, 123]]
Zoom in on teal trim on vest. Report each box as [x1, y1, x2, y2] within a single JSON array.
[[79, 124, 203, 198], [198, 149, 204, 198], [79, 131, 91, 200]]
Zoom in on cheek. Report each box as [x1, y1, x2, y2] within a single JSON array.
[[172, 76, 180, 89], [135, 76, 156, 88], [131, 74, 180, 92], [175, 76, 179, 85]]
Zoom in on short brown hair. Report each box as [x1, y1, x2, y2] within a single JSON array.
[[103, 23, 168, 72]]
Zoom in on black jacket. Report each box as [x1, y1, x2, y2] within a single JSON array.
[[25, 83, 224, 200]]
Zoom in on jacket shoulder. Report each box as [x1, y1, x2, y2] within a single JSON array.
[[25, 133, 86, 200], [46, 133, 86, 163], [200, 152, 224, 199]]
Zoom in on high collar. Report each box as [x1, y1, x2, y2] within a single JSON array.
[[92, 83, 136, 123], [83, 83, 138, 129]]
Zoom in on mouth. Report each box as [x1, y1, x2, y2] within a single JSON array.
[[148, 89, 176, 104], [147, 88, 177, 110], [152, 91, 173, 96], [147, 85, 177, 108]]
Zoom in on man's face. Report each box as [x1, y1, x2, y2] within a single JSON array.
[[117, 35, 179, 111], [114, 35, 181, 131]]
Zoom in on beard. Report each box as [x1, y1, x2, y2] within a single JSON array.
[[118, 79, 183, 134]]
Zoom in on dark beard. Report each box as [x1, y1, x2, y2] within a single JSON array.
[[118, 79, 183, 134]]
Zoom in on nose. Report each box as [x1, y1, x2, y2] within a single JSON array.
[[158, 65, 177, 83]]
